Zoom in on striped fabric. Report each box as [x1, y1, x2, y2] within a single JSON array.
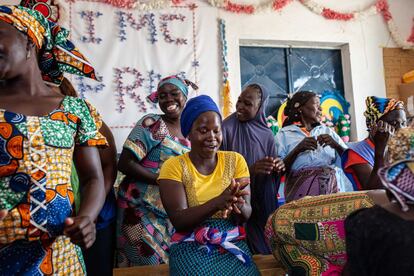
[[171, 225, 251, 264]]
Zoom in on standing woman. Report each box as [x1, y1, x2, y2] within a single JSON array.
[[0, 6, 106, 274], [158, 95, 259, 275], [58, 78, 118, 276], [116, 75, 194, 267], [221, 84, 284, 254], [275, 91, 347, 202]]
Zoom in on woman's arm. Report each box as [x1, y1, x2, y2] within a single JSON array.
[[99, 122, 118, 195], [117, 150, 158, 185], [159, 179, 243, 232], [65, 146, 105, 248]]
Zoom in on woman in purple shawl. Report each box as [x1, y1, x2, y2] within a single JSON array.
[[221, 84, 285, 254]]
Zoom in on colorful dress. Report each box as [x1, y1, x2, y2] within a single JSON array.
[[0, 96, 107, 275], [342, 138, 375, 191], [158, 151, 260, 275], [275, 124, 350, 202], [116, 114, 190, 267], [265, 192, 375, 276]]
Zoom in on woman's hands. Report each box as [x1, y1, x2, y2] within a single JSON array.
[[317, 134, 345, 155], [64, 216, 96, 249], [294, 135, 344, 155], [216, 179, 250, 219], [253, 157, 285, 174], [371, 120, 396, 150]]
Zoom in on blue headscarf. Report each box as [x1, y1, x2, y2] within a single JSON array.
[[180, 95, 221, 137]]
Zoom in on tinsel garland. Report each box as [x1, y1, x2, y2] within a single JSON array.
[[219, 19, 233, 118], [209, 0, 414, 49]]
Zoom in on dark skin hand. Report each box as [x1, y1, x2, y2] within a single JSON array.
[[221, 178, 251, 223], [283, 136, 318, 174], [283, 135, 344, 174], [252, 157, 285, 175], [159, 177, 251, 232], [64, 146, 105, 249], [317, 134, 345, 155]]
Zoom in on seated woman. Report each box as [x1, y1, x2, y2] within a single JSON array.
[[158, 95, 259, 275], [344, 127, 414, 276], [0, 6, 106, 274], [275, 91, 347, 202], [116, 75, 194, 267], [342, 96, 406, 191], [265, 123, 404, 276], [221, 84, 284, 254]]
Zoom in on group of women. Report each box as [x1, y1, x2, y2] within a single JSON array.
[[0, 4, 413, 276]]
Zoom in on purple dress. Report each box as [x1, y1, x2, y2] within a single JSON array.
[[221, 86, 279, 254]]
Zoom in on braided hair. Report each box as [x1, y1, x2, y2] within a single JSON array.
[[244, 83, 263, 100], [283, 91, 317, 127]]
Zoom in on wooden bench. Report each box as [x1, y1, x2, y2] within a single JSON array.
[[113, 255, 286, 276]]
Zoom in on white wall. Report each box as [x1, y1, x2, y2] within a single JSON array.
[[216, 0, 414, 140], [2, 0, 413, 140]]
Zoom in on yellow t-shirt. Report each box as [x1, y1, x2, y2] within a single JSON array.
[[158, 151, 249, 206]]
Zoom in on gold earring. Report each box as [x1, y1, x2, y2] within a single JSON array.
[[26, 50, 31, 59]]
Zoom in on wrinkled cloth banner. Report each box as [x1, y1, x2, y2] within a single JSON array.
[[59, 1, 220, 150]]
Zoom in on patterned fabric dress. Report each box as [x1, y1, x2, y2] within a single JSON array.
[[116, 114, 190, 267], [265, 192, 375, 276], [0, 96, 107, 275]]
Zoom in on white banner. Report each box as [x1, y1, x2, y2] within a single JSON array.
[[58, 1, 220, 151]]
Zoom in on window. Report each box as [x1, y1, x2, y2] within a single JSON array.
[[240, 46, 344, 117]]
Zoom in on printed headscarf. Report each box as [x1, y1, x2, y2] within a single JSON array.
[[0, 5, 98, 86], [379, 127, 414, 212], [364, 96, 404, 131], [180, 95, 221, 138], [147, 75, 198, 104]]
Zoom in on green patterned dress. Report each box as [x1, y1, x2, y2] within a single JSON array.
[[0, 96, 107, 275]]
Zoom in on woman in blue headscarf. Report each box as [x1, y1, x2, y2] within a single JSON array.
[[116, 75, 196, 267], [158, 95, 259, 275]]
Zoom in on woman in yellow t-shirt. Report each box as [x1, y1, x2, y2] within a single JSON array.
[[158, 95, 259, 275]]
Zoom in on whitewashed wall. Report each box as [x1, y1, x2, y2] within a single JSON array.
[[2, 0, 413, 145]]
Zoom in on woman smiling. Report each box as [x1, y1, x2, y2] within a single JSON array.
[[158, 95, 259, 275]]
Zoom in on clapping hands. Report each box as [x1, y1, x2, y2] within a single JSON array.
[[217, 179, 250, 219]]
